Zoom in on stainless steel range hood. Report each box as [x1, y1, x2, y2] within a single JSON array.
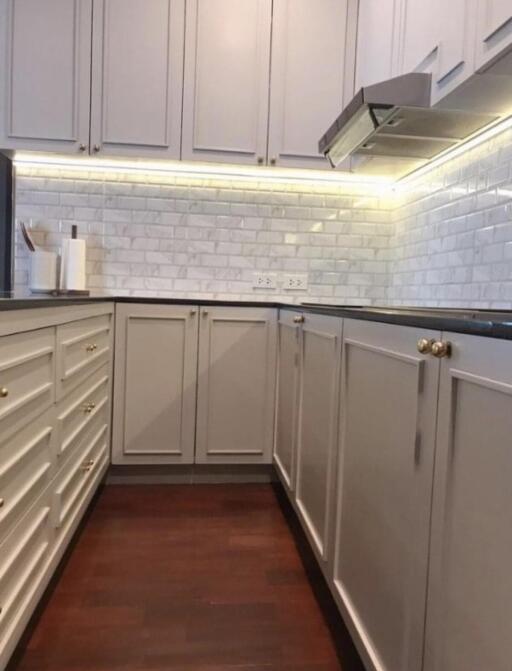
[[319, 73, 501, 179]]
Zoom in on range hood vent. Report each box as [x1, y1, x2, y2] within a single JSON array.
[[319, 73, 501, 180]]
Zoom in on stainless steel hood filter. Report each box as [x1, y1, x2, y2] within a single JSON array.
[[319, 73, 500, 179]]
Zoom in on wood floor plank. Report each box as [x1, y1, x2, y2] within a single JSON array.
[[8, 484, 364, 671]]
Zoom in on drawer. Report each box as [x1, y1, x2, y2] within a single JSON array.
[[52, 416, 109, 533], [56, 314, 112, 399], [0, 495, 52, 647], [55, 364, 110, 463], [0, 411, 55, 545], [0, 328, 55, 444]]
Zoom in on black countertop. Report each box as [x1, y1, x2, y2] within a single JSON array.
[[1, 294, 512, 340]]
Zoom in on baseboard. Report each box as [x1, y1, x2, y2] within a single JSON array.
[[106, 463, 277, 484]]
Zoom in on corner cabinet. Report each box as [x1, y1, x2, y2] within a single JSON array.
[[424, 332, 512, 671], [267, 0, 349, 169], [0, 0, 93, 153], [90, 0, 185, 159], [195, 306, 277, 464], [112, 303, 198, 465], [181, 0, 272, 166]]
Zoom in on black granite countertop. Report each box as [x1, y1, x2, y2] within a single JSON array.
[[1, 294, 512, 340]]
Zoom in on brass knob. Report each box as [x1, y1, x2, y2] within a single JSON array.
[[257, 157, 264, 165], [0, 388, 8, 398], [85, 344, 94, 352], [190, 310, 197, 316], [92, 343, 98, 351], [0, 498, 4, 508], [431, 341, 452, 358], [93, 144, 100, 153], [79, 143, 87, 152], [82, 402, 95, 414], [203, 310, 209, 316], [417, 338, 434, 355], [293, 315, 305, 324], [270, 157, 277, 166]]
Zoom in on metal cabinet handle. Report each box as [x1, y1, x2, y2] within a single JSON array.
[[0, 387, 8, 398], [93, 144, 100, 153], [203, 310, 209, 316], [270, 157, 277, 166], [417, 338, 434, 355], [0, 498, 4, 508], [79, 143, 87, 152], [431, 340, 452, 358], [85, 343, 98, 352], [190, 310, 197, 316], [293, 315, 305, 324], [257, 157, 264, 165]]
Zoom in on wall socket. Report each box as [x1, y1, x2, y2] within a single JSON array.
[[282, 273, 308, 291], [253, 273, 278, 289]]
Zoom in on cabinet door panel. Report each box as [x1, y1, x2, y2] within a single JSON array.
[[182, 0, 272, 165], [424, 334, 512, 671], [476, 0, 512, 69], [268, 0, 347, 169], [295, 313, 342, 565], [112, 304, 198, 464], [432, 0, 477, 103], [399, 0, 439, 74], [355, 0, 399, 89], [91, 0, 185, 158], [333, 320, 440, 671], [196, 307, 277, 464], [274, 311, 301, 492], [0, 0, 92, 153]]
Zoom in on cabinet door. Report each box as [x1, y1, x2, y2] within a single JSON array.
[[475, 0, 512, 69], [424, 333, 512, 671], [431, 0, 477, 104], [267, 0, 348, 169], [274, 310, 301, 493], [90, 0, 185, 159], [112, 304, 198, 465], [196, 306, 277, 464], [0, 0, 92, 153], [332, 320, 440, 671], [355, 0, 400, 89], [182, 0, 272, 166], [295, 313, 342, 566], [399, 0, 439, 74]]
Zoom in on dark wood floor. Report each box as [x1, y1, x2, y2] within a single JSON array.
[[8, 484, 364, 671]]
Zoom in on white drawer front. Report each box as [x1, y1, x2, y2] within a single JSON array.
[[52, 418, 109, 533], [0, 501, 52, 646], [56, 314, 112, 399], [0, 328, 55, 443], [0, 411, 55, 545], [55, 364, 110, 463]]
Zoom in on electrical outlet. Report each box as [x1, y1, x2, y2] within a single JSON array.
[[282, 274, 308, 291], [253, 273, 278, 290]]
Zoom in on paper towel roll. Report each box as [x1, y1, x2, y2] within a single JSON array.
[[60, 238, 86, 291]]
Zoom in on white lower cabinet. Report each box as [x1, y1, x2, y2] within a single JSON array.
[[0, 304, 113, 671], [112, 304, 199, 465], [295, 312, 342, 566], [424, 332, 512, 671], [196, 306, 277, 464], [274, 310, 302, 493], [332, 319, 440, 671]]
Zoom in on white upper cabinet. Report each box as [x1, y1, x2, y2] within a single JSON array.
[[354, 0, 400, 90], [90, 0, 185, 159], [475, 0, 512, 69], [267, 0, 348, 169], [182, 0, 272, 166], [398, 0, 439, 75], [0, 0, 92, 153]]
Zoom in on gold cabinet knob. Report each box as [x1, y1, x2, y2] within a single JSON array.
[[190, 309, 197, 316], [93, 144, 101, 153], [270, 157, 277, 166], [417, 338, 434, 355], [257, 156, 264, 165], [82, 402, 95, 414], [85, 343, 98, 352], [431, 341, 452, 358], [293, 315, 305, 324], [0, 388, 8, 398], [203, 310, 209, 316], [79, 143, 87, 152]]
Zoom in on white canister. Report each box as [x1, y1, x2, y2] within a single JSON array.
[[29, 250, 58, 293]]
